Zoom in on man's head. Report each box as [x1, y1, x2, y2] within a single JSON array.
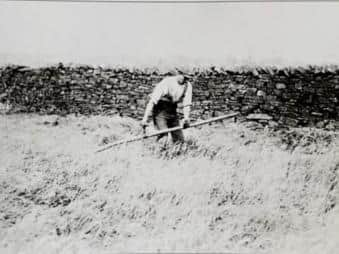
[[177, 74, 190, 85]]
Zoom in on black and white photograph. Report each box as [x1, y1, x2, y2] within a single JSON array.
[[0, 0, 338, 253]]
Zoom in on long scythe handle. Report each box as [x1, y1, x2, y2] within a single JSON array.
[[95, 112, 239, 153]]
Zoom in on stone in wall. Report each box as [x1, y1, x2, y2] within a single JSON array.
[[0, 64, 339, 128]]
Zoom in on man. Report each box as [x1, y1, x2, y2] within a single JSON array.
[[141, 74, 192, 143]]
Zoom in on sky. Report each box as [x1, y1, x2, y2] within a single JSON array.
[[0, 1, 339, 68]]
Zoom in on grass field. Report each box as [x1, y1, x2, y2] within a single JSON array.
[[0, 114, 338, 253]]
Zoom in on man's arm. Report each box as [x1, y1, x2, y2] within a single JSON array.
[[142, 100, 155, 124], [141, 81, 166, 125], [182, 82, 192, 121]]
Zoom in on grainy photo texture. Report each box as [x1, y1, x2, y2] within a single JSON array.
[[0, 1, 338, 253]]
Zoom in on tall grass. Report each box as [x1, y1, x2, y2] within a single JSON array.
[[0, 114, 338, 253]]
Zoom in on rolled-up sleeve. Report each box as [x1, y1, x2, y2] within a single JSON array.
[[182, 82, 192, 107], [182, 82, 192, 120]]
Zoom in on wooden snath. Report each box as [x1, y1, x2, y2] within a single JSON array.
[[95, 112, 239, 153]]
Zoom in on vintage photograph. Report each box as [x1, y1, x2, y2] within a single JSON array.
[[0, 0, 338, 253]]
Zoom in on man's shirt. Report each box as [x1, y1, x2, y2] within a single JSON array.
[[149, 76, 192, 107]]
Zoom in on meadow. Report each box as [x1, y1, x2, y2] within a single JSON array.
[[0, 113, 338, 253]]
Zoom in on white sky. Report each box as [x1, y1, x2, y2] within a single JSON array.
[[0, 1, 339, 68]]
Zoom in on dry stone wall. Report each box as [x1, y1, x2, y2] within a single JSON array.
[[1, 64, 339, 127]]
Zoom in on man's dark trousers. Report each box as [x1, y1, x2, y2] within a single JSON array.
[[152, 100, 184, 143]]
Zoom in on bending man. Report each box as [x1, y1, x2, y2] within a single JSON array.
[[141, 74, 192, 143]]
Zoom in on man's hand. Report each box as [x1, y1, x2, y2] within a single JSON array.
[[140, 120, 148, 134], [182, 118, 190, 129]]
